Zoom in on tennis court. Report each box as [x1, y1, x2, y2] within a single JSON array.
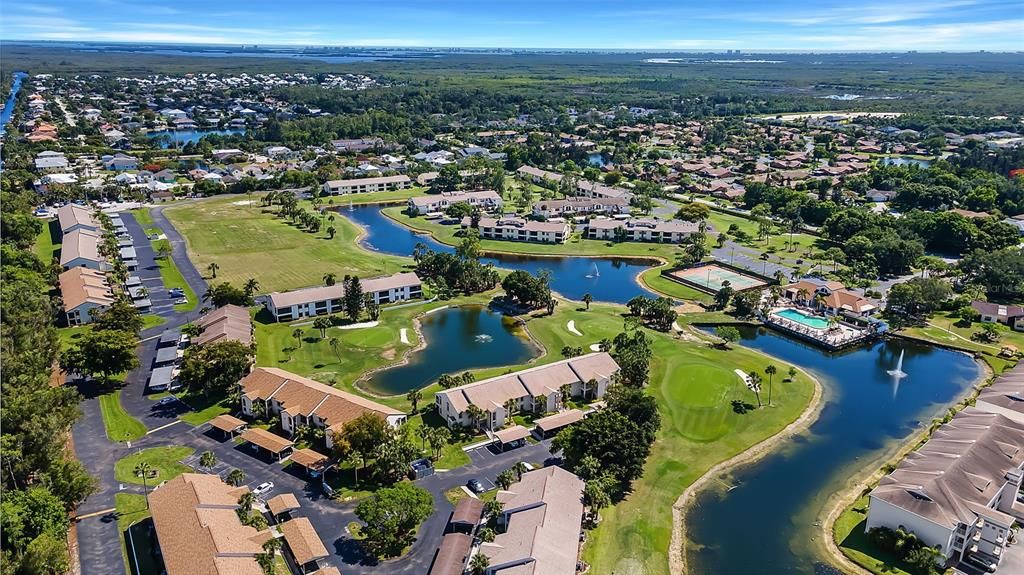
[[668, 263, 768, 294]]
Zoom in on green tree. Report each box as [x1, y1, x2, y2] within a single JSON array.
[[764, 364, 778, 406], [313, 316, 332, 339], [406, 389, 422, 413], [90, 301, 144, 335], [134, 461, 153, 503], [427, 426, 450, 460], [344, 275, 364, 321], [355, 483, 434, 558], [329, 337, 341, 362], [323, 272, 336, 286], [292, 328, 304, 349], [340, 413, 388, 474], [715, 326, 741, 348], [553, 410, 652, 490], [207, 262, 219, 278], [177, 340, 254, 396], [226, 468, 246, 487], [60, 329, 140, 384], [469, 552, 490, 575], [243, 278, 260, 298], [582, 293, 593, 310], [496, 469, 516, 490], [199, 451, 217, 469]]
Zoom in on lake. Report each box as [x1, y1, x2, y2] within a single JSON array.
[[879, 156, 932, 168], [362, 305, 539, 395], [340, 205, 658, 304], [686, 327, 981, 574], [146, 128, 247, 148]]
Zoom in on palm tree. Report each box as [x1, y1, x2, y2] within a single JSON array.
[[503, 398, 517, 419], [513, 461, 528, 480], [582, 293, 593, 310], [329, 337, 341, 362], [134, 461, 153, 505], [749, 373, 763, 408], [796, 288, 810, 305], [496, 469, 516, 490], [429, 427, 450, 460], [323, 272, 336, 286], [346, 451, 364, 487], [313, 317, 332, 339], [207, 262, 219, 279], [764, 364, 777, 406], [788, 366, 798, 382], [814, 293, 826, 312], [406, 389, 423, 413], [773, 270, 787, 285], [326, 226, 337, 239], [484, 499, 504, 520], [199, 450, 217, 469], [465, 404, 486, 430], [417, 425, 431, 450], [292, 328, 303, 349], [237, 491, 256, 515], [469, 552, 490, 575], [226, 468, 246, 487], [533, 394, 548, 415], [243, 278, 260, 298]]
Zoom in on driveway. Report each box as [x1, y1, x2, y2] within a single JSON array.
[[146, 204, 208, 301]]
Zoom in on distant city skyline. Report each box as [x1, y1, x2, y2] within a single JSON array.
[[2, 0, 1023, 52]]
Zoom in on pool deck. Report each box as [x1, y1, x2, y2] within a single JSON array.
[[765, 306, 875, 351]]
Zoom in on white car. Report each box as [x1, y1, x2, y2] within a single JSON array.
[[252, 482, 274, 496], [155, 396, 176, 406]]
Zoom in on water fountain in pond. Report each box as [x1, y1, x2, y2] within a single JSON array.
[[474, 334, 493, 343], [887, 349, 908, 398], [585, 262, 601, 279]]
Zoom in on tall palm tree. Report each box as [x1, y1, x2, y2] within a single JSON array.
[[207, 262, 219, 279], [764, 364, 777, 406], [748, 373, 763, 408], [417, 424, 431, 450], [469, 553, 490, 575], [406, 389, 423, 413], [134, 462, 153, 506], [346, 451, 364, 487], [329, 337, 341, 362], [323, 272, 336, 286], [503, 398, 517, 418], [466, 404, 486, 430], [292, 328, 303, 349], [513, 461, 528, 480], [796, 288, 810, 305], [243, 278, 260, 298], [534, 394, 548, 415], [582, 293, 593, 310]]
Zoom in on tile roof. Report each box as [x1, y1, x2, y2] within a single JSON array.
[[429, 533, 473, 575], [279, 517, 329, 565], [534, 409, 584, 433], [196, 304, 253, 346], [266, 493, 301, 517], [148, 474, 272, 575], [268, 272, 420, 309], [239, 428, 294, 453], [208, 414, 247, 433], [290, 448, 329, 470], [60, 229, 104, 266], [58, 267, 113, 311], [55, 204, 99, 233]]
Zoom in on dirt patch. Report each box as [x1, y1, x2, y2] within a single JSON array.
[[380, 348, 396, 360]]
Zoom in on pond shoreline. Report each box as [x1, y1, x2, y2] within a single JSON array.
[[670, 337, 826, 575]]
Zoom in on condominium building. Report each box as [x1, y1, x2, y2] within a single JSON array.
[[466, 216, 570, 244], [532, 197, 629, 218], [586, 217, 698, 243], [407, 190, 503, 214], [266, 272, 422, 322], [58, 267, 114, 325], [321, 174, 411, 195]]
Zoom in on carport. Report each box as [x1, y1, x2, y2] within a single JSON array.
[[148, 365, 176, 391], [289, 448, 329, 478], [240, 428, 294, 461], [534, 409, 584, 437], [493, 425, 530, 451], [266, 492, 301, 523], [279, 517, 329, 574], [449, 497, 483, 534], [153, 346, 178, 367], [208, 414, 247, 439], [158, 328, 181, 348], [428, 532, 473, 575]]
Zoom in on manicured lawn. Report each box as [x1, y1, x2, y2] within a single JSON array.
[[300, 186, 429, 208], [141, 314, 166, 330], [115, 493, 161, 575], [164, 194, 409, 292], [99, 390, 147, 442], [154, 253, 197, 312], [131, 207, 155, 228], [639, 265, 714, 303], [34, 219, 60, 263], [834, 496, 916, 575], [114, 446, 194, 485], [899, 311, 1024, 373], [177, 390, 235, 426]]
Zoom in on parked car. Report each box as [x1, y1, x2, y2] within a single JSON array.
[[168, 288, 184, 297], [467, 479, 485, 494], [155, 396, 177, 406], [252, 482, 274, 496]]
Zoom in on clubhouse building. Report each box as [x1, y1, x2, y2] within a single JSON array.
[[266, 272, 422, 322], [435, 352, 618, 430]]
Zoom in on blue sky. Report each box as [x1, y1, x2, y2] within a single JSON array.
[[2, 0, 1022, 51]]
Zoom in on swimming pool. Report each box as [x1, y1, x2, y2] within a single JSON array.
[[774, 308, 830, 329]]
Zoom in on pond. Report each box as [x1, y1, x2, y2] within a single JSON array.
[[879, 156, 932, 168], [362, 305, 539, 395], [340, 205, 658, 304], [146, 128, 247, 148], [686, 326, 981, 575], [587, 152, 608, 167]]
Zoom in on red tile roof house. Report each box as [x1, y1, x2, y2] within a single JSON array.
[[971, 301, 1024, 331]]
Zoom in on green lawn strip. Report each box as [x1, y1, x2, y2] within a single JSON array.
[[298, 186, 429, 208], [131, 207, 155, 228], [114, 446, 195, 485], [154, 254, 198, 312], [177, 390, 235, 426], [141, 314, 166, 330], [834, 496, 916, 575], [163, 194, 410, 293], [99, 389, 147, 442], [115, 493, 160, 575], [34, 218, 60, 263]]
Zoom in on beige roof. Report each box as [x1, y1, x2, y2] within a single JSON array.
[[279, 517, 329, 565], [451, 497, 484, 525], [290, 448, 329, 470], [240, 428, 294, 454], [324, 174, 410, 188], [976, 363, 1024, 423], [429, 533, 473, 575], [473, 216, 569, 234], [437, 352, 618, 414], [266, 493, 301, 516], [196, 304, 253, 346], [56, 204, 99, 233], [208, 414, 247, 433], [534, 409, 584, 433], [58, 267, 113, 311], [60, 229, 104, 266], [481, 466, 584, 574], [494, 425, 531, 444], [148, 474, 272, 575], [240, 367, 402, 432], [269, 272, 420, 309], [409, 190, 502, 208], [870, 407, 1024, 529]]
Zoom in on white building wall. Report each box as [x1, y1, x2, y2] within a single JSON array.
[[866, 495, 955, 558]]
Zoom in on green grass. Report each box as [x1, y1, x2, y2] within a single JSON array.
[[302, 186, 429, 207], [639, 265, 714, 303], [99, 390, 147, 442], [154, 254, 198, 312], [131, 208, 155, 228], [116, 493, 161, 575], [163, 194, 410, 293], [176, 390, 235, 426], [34, 219, 60, 263], [114, 446, 194, 485], [901, 311, 1024, 357], [834, 496, 917, 575], [141, 314, 166, 330]]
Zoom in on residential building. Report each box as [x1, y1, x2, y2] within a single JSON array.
[[479, 466, 585, 575], [586, 218, 698, 243], [55, 204, 100, 236], [331, 137, 384, 152], [34, 151, 69, 172], [971, 301, 1024, 332], [58, 267, 113, 325], [975, 364, 1024, 424], [467, 216, 570, 244], [783, 280, 877, 316], [60, 229, 109, 271], [266, 272, 422, 322], [532, 197, 629, 218], [321, 174, 411, 195], [577, 179, 632, 200], [407, 190, 504, 215], [865, 407, 1024, 570], [102, 153, 138, 171], [239, 367, 405, 448], [515, 165, 563, 186], [148, 473, 274, 575], [435, 352, 618, 429], [194, 304, 254, 346]]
